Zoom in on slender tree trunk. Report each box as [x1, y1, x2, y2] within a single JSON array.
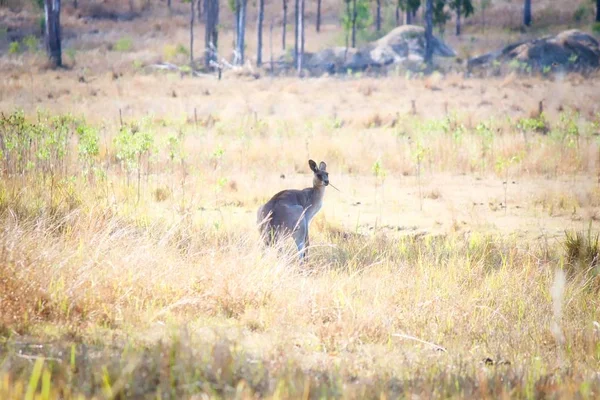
[[168, 0, 171, 9], [297, 0, 304, 72], [270, 19, 274, 73], [424, 0, 433, 66], [73, 0, 77, 8], [282, 0, 288, 50], [197, 0, 202, 19], [294, 0, 299, 65], [523, 0, 531, 26], [376, 0, 381, 31], [239, 0, 247, 64], [345, 0, 350, 59], [44, 0, 62, 68], [316, 0, 322, 32], [235, 0, 240, 62], [190, 0, 195, 66], [205, 0, 219, 69], [481, 0, 485, 33], [396, 3, 400, 26], [455, 2, 461, 35], [205, 0, 212, 68], [351, 0, 357, 48], [406, 7, 412, 24], [257, 0, 265, 66], [597, 0, 600, 22]]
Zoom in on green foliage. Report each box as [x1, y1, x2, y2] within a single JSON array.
[[341, 0, 372, 42], [397, 0, 421, 13], [433, 0, 451, 35], [449, 0, 474, 17], [23, 35, 38, 53], [593, 22, 600, 35], [0, 111, 83, 177], [76, 124, 100, 174], [372, 158, 386, 180], [517, 114, 548, 134], [8, 41, 20, 55], [163, 44, 190, 61], [113, 37, 133, 52], [114, 122, 154, 173], [573, 4, 589, 22], [554, 110, 580, 148], [475, 121, 494, 170], [31, 0, 43, 9]]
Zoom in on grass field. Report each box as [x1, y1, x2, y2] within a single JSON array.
[[2, 1, 600, 399]]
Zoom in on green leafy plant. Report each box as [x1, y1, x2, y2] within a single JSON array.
[[23, 35, 38, 53], [475, 121, 494, 173], [341, 0, 371, 46], [411, 141, 428, 211], [114, 120, 154, 202], [8, 41, 20, 55], [372, 158, 387, 203], [555, 110, 580, 148], [76, 124, 100, 179], [113, 37, 133, 52]]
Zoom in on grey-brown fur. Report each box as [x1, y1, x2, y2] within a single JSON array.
[[257, 160, 329, 260]]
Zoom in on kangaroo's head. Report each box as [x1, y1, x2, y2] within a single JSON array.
[[309, 159, 329, 188]]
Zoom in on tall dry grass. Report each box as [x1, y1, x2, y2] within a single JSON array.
[[0, 105, 599, 397]]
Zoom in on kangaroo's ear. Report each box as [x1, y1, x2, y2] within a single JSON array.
[[308, 159, 318, 172], [319, 161, 327, 171]]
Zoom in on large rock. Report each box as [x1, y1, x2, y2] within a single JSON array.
[[468, 30, 600, 73], [305, 25, 455, 74]]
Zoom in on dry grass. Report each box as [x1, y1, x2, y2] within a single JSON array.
[[1, 2, 600, 397], [0, 100, 599, 397]]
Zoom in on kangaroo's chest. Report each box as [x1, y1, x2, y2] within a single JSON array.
[[304, 202, 322, 224]]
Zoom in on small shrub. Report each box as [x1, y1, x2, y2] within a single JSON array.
[[564, 226, 600, 289], [113, 37, 133, 52], [153, 187, 171, 202], [23, 35, 38, 53], [573, 5, 589, 23], [8, 41, 20, 55]]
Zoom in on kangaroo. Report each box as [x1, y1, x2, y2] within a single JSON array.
[[257, 160, 333, 260]]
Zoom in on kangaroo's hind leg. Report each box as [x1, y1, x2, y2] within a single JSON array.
[[292, 217, 308, 261]]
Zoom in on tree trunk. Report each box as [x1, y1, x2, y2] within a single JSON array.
[[455, 1, 461, 35], [239, 0, 247, 64], [523, 0, 531, 26], [294, 0, 299, 65], [44, 0, 62, 68], [190, 0, 195, 66], [481, 0, 485, 33], [297, 0, 304, 72], [257, 0, 264, 66], [168, 0, 171, 9], [316, 0, 321, 32], [204, 0, 219, 69], [197, 0, 202, 19], [396, 3, 400, 26], [596, 0, 599, 22], [345, 0, 350, 59], [74, 0, 78, 9], [351, 0, 357, 48], [376, 0, 381, 31], [424, 0, 433, 66], [406, 7, 412, 24], [282, 0, 288, 50]]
